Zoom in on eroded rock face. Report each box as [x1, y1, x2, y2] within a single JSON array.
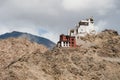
[[0, 30, 120, 80], [41, 47, 120, 80], [80, 29, 120, 58], [0, 38, 47, 70]]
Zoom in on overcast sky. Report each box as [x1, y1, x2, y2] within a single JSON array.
[[0, 0, 120, 43]]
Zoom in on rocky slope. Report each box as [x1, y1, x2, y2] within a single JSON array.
[[80, 29, 120, 58], [0, 38, 47, 70], [0, 30, 120, 80]]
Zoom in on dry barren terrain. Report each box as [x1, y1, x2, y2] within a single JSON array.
[[0, 30, 120, 80]]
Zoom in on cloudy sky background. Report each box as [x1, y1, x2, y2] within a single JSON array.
[[0, 0, 120, 43]]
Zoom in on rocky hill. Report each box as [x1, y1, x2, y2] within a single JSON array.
[[0, 30, 120, 80], [0, 31, 55, 49]]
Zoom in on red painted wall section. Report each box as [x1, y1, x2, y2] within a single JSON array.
[[59, 34, 76, 48], [60, 34, 68, 41], [69, 37, 76, 47]]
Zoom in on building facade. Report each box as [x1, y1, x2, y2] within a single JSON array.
[[68, 17, 95, 45], [57, 17, 95, 48], [57, 34, 76, 48], [68, 18, 95, 38]]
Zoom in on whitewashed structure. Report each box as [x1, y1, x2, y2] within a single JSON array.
[[68, 18, 96, 45]]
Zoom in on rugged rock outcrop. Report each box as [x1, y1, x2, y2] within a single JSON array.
[[0, 38, 47, 70], [0, 30, 120, 80], [81, 29, 120, 58]]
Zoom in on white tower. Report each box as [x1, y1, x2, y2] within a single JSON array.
[[77, 17, 95, 36], [68, 17, 96, 45]]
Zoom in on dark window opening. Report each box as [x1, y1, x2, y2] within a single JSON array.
[[72, 42, 74, 44], [72, 39, 74, 41], [79, 22, 88, 26]]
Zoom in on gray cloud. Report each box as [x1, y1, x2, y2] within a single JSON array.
[[0, 0, 119, 42]]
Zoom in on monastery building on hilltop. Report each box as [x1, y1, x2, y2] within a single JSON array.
[[57, 17, 96, 48]]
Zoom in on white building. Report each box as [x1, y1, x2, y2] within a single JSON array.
[[68, 18, 96, 45]]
